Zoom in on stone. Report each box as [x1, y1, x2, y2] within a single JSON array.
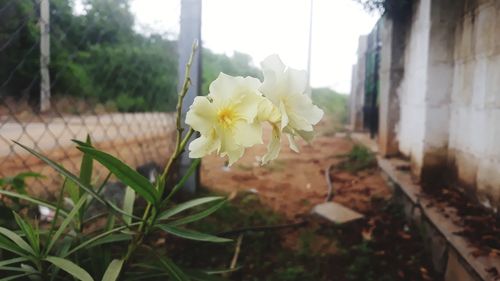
[[311, 202, 364, 225]]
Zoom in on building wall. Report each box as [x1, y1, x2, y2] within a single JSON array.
[[368, 0, 500, 208], [397, 0, 431, 175], [349, 36, 368, 131], [448, 0, 500, 208]]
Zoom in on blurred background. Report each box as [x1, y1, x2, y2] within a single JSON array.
[[0, 0, 376, 195]]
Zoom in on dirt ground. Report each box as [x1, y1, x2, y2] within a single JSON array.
[[181, 119, 440, 281], [200, 119, 391, 220]]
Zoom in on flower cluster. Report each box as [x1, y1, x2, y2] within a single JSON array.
[[185, 55, 324, 165]]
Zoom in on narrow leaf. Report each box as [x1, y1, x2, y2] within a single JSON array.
[[157, 197, 223, 221], [46, 196, 86, 254], [79, 135, 93, 186], [101, 259, 124, 281], [13, 213, 39, 255], [156, 225, 231, 243], [14, 142, 106, 206], [64, 224, 138, 258], [168, 200, 226, 226], [0, 227, 34, 255], [85, 234, 132, 249], [123, 186, 135, 225], [157, 256, 190, 281], [65, 180, 80, 208], [0, 189, 68, 217], [163, 158, 200, 202], [0, 273, 33, 281], [0, 234, 27, 257], [0, 257, 28, 267], [0, 273, 32, 281], [76, 146, 157, 204], [185, 269, 228, 281], [45, 256, 94, 281]]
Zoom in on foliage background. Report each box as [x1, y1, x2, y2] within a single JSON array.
[[1, 0, 346, 115]]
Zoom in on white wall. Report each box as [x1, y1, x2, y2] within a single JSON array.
[[349, 36, 368, 130], [448, 0, 500, 208], [397, 0, 431, 173]]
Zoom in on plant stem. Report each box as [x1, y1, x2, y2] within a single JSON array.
[[160, 41, 198, 185], [122, 41, 198, 267]]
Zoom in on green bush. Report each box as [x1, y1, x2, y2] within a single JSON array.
[[311, 87, 348, 125]]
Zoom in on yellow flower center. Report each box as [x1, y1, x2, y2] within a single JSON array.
[[217, 107, 236, 128]]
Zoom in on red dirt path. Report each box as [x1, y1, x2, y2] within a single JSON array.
[[200, 119, 391, 220]]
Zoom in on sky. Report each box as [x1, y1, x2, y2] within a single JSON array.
[[130, 0, 379, 94]]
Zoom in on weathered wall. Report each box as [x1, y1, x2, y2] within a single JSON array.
[[395, 0, 458, 180], [378, 16, 408, 157], [448, 0, 500, 209], [397, 0, 431, 175], [349, 36, 368, 131]]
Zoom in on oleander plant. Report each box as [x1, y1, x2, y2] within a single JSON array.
[[0, 44, 323, 280]]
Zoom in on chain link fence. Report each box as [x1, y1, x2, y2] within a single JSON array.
[[0, 0, 181, 198]]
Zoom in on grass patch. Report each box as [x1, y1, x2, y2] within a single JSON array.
[[163, 190, 439, 281], [338, 145, 376, 173]]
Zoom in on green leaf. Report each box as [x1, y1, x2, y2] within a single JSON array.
[[85, 234, 132, 249], [79, 135, 93, 187], [0, 189, 68, 217], [0, 234, 27, 257], [45, 256, 94, 281], [185, 269, 228, 281], [50, 237, 73, 281], [13, 213, 39, 255], [14, 142, 106, 206], [156, 225, 231, 243], [76, 146, 157, 204], [65, 179, 80, 208], [101, 259, 124, 281], [123, 186, 135, 225], [163, 159, 200, 202], [64, 224, 137, 258], [157, 197, 223, 221], [0, 257, 28, 267], [0, 227, 34, 255], [0, 273, 33, 281], [157, 256, 190, 281], [168, 200, 226, 226], [46, 196, 86, 255], [0, 266, 33, 273], [0, 172, 43, 195]]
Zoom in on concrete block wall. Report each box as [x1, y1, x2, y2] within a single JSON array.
[[393, 0, 500, 207], [397, 0, 431, 175], [349, 36, 368, 131], [448, 0, 500, 209]]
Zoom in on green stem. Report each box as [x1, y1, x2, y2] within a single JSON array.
[[122, 41, 198, 268]]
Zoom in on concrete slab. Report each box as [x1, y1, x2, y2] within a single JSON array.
[[312, 202, 364, 224]]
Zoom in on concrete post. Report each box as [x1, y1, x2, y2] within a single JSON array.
[[350, 36, 368, 131], [39, 0, 51, 112], [177, 0, 202, 193], [378, 17, 406, 157]]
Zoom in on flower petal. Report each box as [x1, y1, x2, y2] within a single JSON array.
[[262, 125, 281, 164], [225, 147, 245, 166], [233, 88, 263, 122], [185, 97, 216, 135], [233, 120, 263, 148], [286, 68, 308, 96], [189, 133, 220, 158], [279, 102, 289, 130], [287, 134, 299, 153]]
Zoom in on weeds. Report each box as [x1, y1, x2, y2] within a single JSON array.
[[339, 145, 376, 173]]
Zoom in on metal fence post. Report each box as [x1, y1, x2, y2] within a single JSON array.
[[178, 0, 202, 193], [40, 0, 51, 112]]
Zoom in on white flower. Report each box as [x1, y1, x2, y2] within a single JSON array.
[[260, 54, 324, 154], [186, 73, 265, 165]]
